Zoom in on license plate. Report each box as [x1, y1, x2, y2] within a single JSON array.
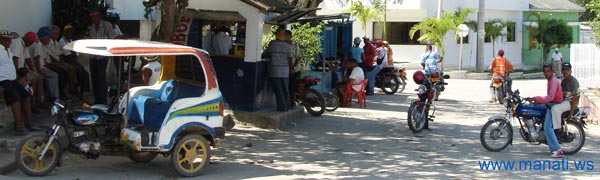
[[429, 78, 440, 82], [493, 82, 502, 87]]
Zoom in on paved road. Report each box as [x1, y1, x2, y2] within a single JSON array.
[[6, 77, 600, 179]]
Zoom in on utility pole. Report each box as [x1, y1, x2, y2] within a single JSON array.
[[437, 0, 443, 69], [476, 0, 485, 72]]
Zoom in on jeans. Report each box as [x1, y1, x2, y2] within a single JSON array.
[[535, 103, 561, 152], [366, 65, 382, 95], [90, 57, 108, 104], [289, 72, 300, 105], [271, 77, 290, 111]]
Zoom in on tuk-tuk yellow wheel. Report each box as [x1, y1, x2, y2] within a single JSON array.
[[171, 134, 211, 177], [15, 133, 60, 177]]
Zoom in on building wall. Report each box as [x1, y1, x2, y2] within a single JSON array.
[[0, 0, 53, 35], [522, 11, 582, 66]]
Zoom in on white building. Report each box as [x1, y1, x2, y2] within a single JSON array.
[[317, 0, 529, 69], [0, 0, 53, 36]]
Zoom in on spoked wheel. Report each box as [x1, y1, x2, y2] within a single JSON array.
[[381, 76, 400, 94], [407, 102, 427, 133], [560, 121, 585, 155], [15, 133, 60, 177], [480, 120, 513, 152], [171, 134, 211, 177], [129, 152, 159, 163], [397, 77, 407, 93], [303, 89, 326, 116], [322, 92, 339, 112]]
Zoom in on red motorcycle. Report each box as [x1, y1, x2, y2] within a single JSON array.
[[407, 70, 449, 133], [294, 76, 326, 116]]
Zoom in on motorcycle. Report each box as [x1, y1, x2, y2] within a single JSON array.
[[426, 71, 448, 101], [375, 66, 406, 94], [294, 76, 326, 116], [490, 75, 510, 105], [480, 89, 587, 154], [407, 70, 450, 133], [15, 40, 229, 177]]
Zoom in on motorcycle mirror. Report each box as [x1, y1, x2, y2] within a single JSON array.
[[443, 75, 450, 79]]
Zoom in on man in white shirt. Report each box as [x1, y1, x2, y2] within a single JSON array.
[[24, 31, 60, 101], [551, 48, 563, 78], [0, 30, 33, 134], [60, 25, 90, 100], [339, 58, 365, 94], [12, 33, 44, 110], [212, 26, 232, 55]]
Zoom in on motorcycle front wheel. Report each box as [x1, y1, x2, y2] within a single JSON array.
[[480, 120, 513, 152], [560, 121, 586, 155], [322, 92, 339, 112], [303, 89, 326, 116], [381, 76, 400, 95], [15, 132, 60, 177], [407, 102, 427, 133]]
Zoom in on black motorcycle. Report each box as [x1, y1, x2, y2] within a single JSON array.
[[375, 66, 405, 94]]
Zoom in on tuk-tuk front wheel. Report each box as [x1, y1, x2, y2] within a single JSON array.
[[171, 134, 211, 177]]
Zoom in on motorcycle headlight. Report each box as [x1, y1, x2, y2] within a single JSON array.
[[418, 85, 427, 94]]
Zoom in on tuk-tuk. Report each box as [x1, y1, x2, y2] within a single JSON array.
[[15, 40, 228, 177]]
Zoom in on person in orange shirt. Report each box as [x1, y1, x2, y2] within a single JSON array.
[[488, 49, 514, 103]]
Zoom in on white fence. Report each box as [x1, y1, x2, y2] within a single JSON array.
[[570, 44, 600, 88]]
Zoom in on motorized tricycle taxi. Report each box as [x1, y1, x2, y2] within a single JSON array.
[[15, 40, 230, 177]]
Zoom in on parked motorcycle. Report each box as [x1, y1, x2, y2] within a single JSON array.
[[490, 75, 510, 105], [375, 66, 406, 94], [407, 70, 450, 133], [426, 71, 448, 101], [294, 76, 326, 116], [480, 89, 587, 154]]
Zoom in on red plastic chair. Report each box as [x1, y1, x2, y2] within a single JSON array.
[[343, 79, 367, 108]]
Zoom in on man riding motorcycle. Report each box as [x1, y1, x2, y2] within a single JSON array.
[[488, 49, 514, 103], [420, 45, 444, 85], [529, 63, 565, 158]]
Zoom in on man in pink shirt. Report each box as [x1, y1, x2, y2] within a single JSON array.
[[530, 63, 564, 158]]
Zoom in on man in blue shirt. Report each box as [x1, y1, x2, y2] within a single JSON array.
[[420, 45, 444, 83]]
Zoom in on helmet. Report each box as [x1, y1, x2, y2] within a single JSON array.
[[413, 70, 426, 84], [497, 49, 504, 56]]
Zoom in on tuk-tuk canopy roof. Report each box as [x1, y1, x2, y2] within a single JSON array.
[[64, 39, 206, 56]]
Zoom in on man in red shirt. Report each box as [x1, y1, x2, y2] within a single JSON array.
[[530, 63, 564, 158], [362, 37, 376, 70]]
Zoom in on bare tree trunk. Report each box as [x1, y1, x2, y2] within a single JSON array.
[[476, 0, 485, 72]]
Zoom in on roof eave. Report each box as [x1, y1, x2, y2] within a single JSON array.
[[529, 8, 586, 12]]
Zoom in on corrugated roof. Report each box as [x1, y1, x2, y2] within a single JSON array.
[[529, 0, 586, 12]]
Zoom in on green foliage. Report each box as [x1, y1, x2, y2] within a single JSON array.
[[530, 18, 573, 63], [349, 1, 382, 34], [573, 0, 598, 21], [261, 22, 325, 65], [587, 0, 600, 46], [484, 19, 506, 43], [51, 0, 109, 39], [409, 8, 473, 56]]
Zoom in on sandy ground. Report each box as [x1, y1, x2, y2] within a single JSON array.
[[5, 77, 600, 180]]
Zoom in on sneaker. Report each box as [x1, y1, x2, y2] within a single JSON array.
[[551, 150, 565, 158]]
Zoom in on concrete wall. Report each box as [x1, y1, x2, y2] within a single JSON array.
[[0, 0, 53, 35]]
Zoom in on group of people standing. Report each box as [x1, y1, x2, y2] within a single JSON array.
[[349, 36, 394, 96]]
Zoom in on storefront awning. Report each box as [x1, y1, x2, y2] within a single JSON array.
[[265, 8, 320, 25], [184, 9, 246, 22]]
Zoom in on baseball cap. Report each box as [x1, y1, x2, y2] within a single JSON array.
[[562, 62, 572, 70], [353, 37, 361, 44], [24, 32, 38, 42], [63, 25, 73, 31], [89, 9, 101, 16], [376, 40, 383, 46], [37, 29, 52, 38], [0, 30, 19, 39]]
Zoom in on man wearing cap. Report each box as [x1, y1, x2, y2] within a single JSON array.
[[550, 62, 579, 133], [11, 32, 45, 111], [0, 30, 34, 134], [60, 25, 90, 100], [31, 30, 61, 102], [551, 48, 563, 78], [351, 37, 364, 68], [88, 9, 118, 104]]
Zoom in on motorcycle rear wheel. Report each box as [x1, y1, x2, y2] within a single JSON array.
[[303, 89, 326, 116], [560, 121, 585, 155], [322, 92, 339, 112], [15, 132, 60, 177], [480, 120, 513, 152], [407, 102, 427, 133], [495, 88, 505, 105], [381, 76, 400, 95], [397, 77, 407, 93]]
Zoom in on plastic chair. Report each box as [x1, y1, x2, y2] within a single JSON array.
[[342, 79, 367, 108]]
